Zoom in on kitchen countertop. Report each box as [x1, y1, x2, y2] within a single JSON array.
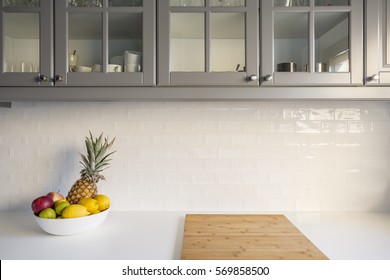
[[1, 211, 390, 260]]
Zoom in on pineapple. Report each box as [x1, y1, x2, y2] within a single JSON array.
[[67, 132, 115, 204]]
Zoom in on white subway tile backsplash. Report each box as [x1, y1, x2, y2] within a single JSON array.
[[219, 121, 245, 133], [348, 121, 374, 133], [1, 100, 390, 212], [230, 109, 258, 121], [191, 172, 217, 184], [283, 108, 309, 121], [179, 185, 204, 198], [217, 172, 243, 184], [335, 108, 361, 120], [219, 147, 244, 159], [232, 134, 258, 146], [309, 108, 335, 120], [296, 121, 322, 133], [322, 121, 348, 133], [193, 146, 219, 159], [242, 121, 271, 133], [270, 121, 295, 133]]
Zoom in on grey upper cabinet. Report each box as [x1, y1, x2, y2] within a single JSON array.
[[0, 0, 53, 86], [366, 0, 390, 85], [261, 0, 364, 86], [0, 0, 155, 87], [55, 0, 155, 86], [158, 0, 259, 86]]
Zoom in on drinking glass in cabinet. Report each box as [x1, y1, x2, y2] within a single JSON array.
[[210, 0, 245, 6], [169, 0, 204, 7], [315, 0, 349, 5], [109, 0, 143, 6], [5, 0, 39, 7], [274, 0, 309, 7], [3, 13, 40, 73], [68, 0, 102, 7]]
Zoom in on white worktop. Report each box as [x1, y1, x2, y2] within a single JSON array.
[[1, 211, 390, 260]]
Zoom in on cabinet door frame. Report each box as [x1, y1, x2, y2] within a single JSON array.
[[366, 0, 390, 85], [158, 0, 259, 86], [261, 0, 363, 86], [0, 0, 53, 87], [55, 0, 155, 87]]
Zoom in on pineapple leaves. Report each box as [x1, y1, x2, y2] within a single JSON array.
[[94, 132, 104, 158], [79, 132, 116, 183]]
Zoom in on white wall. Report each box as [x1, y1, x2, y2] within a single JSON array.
[[1, 100, 390, 212]]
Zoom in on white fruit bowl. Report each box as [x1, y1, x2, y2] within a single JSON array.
[[33, 208, 110, 236]]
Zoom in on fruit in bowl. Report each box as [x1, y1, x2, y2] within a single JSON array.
[[32, 194, 111, 235], [31, 132, 115, 235], [34, 208, 110, 236]]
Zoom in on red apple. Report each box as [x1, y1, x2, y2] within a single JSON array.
[[46, 191, 64, 203], [31, 196, 54, 215]]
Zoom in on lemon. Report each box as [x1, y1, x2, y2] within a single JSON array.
[[61, 205, 90, 218], [39, 208, 56, 219], [78, 198, 99, 214], [54, 200, 70, 215], [94, 194, 110, 211]]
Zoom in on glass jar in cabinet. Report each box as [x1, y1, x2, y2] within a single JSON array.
[[158, 0, 259, 86], [54, 0, 155, 86], [261, 0, 363, 86], [0, 0, 53, 86]]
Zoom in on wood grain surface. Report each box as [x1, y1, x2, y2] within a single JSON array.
[[181, 214, 328, 260]]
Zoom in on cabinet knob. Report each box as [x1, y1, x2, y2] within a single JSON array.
[[55, 75, 64, 82], [249, 74, 258, 81], [264, 74, 273, 81], [368, 74, 379, 82], [39, 74, 48, 82]]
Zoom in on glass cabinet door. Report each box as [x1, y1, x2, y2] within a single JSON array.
[[0, 0, 53, 86], [261, 0, 363, 86], [55, 0, 155, 86], [158, 0, 259, 86], [366, 0, 390, 85]]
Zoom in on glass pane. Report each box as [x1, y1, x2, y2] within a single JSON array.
[[3, 13, 40, 73], [68, 13, 102, 72], [68, 0, 102, 7], [315, 0, 349, 6], [109, 0, 143, 7], [109, 13, 143, 73], [170, 0, 204, 7], [274, 0, 309, 7], [315, 12, 349, 72], [211, 13, 245, 72], [210, 0, 245, 7], [170, 13, 205, 72], [5, 0, 39, 7], [274, 12, 309, 72]]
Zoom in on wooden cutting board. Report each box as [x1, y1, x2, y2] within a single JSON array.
[[181, 214, 328, 260]]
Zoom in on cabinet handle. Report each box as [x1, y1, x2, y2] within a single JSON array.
[[249, 74, 258, 81], [264, 74, 273, 81], [368, 74, 379, 82], [39, 74, 48, 82], [55, 75, 64, 83]]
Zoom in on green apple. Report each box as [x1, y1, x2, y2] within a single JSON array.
[[54, 200, 70, 216], [39, 208, 56, 219]]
